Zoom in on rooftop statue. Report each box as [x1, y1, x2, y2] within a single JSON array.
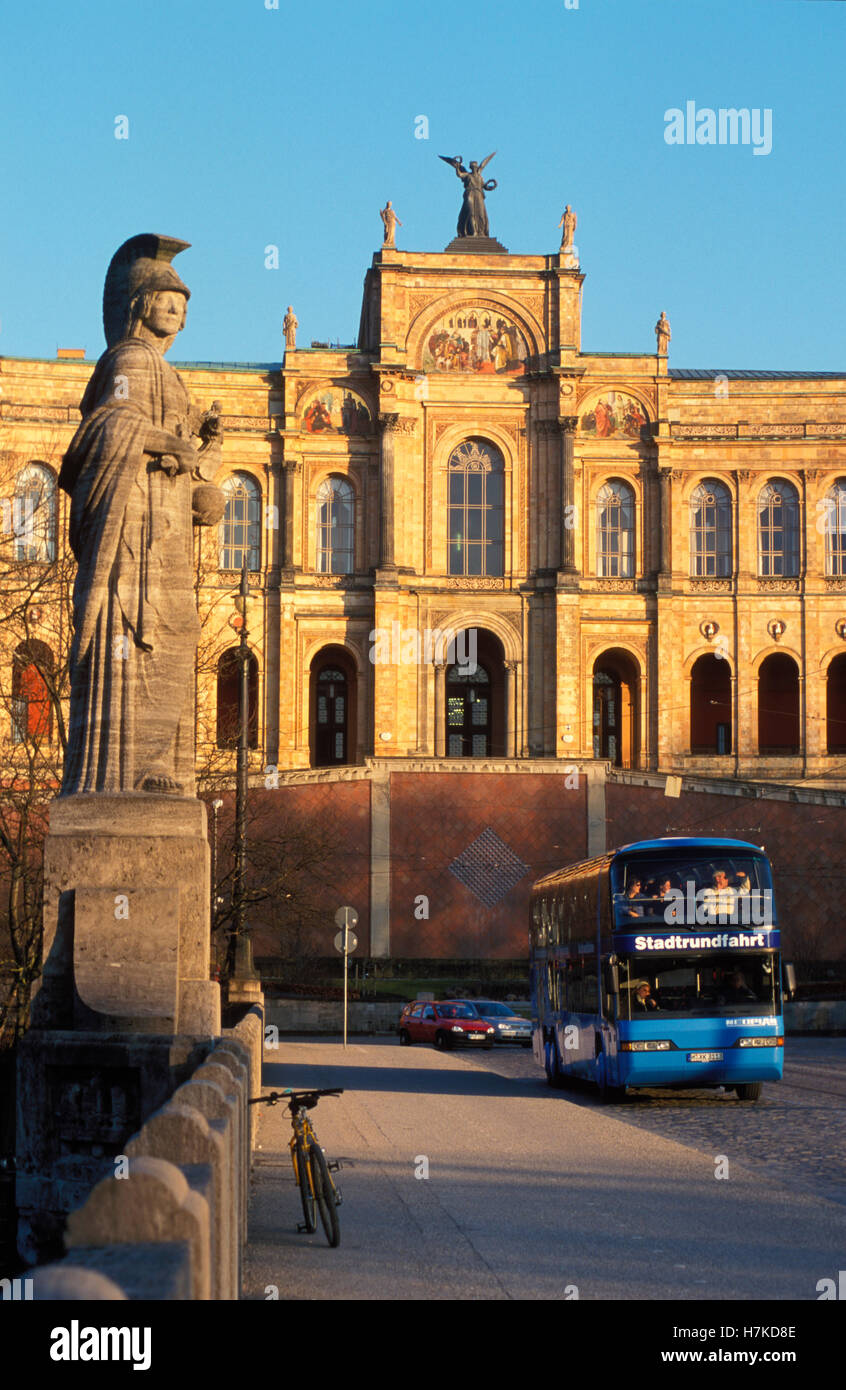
[[439, 152, 498, 238], [655, 310, 672, 355], [58, 234, 226, 797], [380, 200, 402, 247]]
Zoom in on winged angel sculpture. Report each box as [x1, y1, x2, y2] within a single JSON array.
[[439, 152, 497, 237]]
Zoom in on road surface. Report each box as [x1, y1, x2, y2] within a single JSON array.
[[243, 1035, 846, 1301]]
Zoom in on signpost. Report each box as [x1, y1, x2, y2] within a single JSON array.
[[334, 906, 359, 1048]]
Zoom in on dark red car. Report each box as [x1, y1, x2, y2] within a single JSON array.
[[398, 1000, 495, 1050]]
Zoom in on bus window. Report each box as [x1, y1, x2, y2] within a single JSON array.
[[618, 952, 779, 1020]]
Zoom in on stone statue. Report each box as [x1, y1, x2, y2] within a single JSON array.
[[439, 153, 497, 237], [655, 311, 671, 355], [283, 306, 298, 350], [558, 204, 577, 250], [58, 234, 226, 798], [380, 200, 402, 247]]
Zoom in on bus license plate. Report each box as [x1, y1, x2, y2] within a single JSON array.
[[688, 1051, 723, 1063]]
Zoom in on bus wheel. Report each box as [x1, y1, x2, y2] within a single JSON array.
[[734, 1082, 763, 1102], [545, 1039, 564, 1089]]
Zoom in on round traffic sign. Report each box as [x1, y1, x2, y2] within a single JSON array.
[[334, 905, 359, 930], [334, 929, 358, 954]]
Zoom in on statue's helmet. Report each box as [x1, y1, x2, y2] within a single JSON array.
[[103, 234, 191, 347]]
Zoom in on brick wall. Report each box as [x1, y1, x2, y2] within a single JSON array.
[[389, 772, 587, 958], [245, 780, 371, 958]]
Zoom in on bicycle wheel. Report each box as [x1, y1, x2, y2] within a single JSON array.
[[310, 1144, 340, 1248], [294, 1137, 316, 1233]]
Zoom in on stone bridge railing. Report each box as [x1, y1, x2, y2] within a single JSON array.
[[24, 1006, 263, 1301]]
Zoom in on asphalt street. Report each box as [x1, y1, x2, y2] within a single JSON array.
[[243, 1036, 846, 1301]]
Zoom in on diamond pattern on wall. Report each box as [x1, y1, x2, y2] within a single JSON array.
[[448, 828, 529, 908]]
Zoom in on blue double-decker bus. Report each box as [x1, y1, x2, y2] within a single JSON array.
[[531, 837, 791, 1102]]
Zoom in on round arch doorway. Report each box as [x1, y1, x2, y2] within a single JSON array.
[[444, 629, 506, 757], [592, 650, 640, 768], [310, 646, 358, 767]]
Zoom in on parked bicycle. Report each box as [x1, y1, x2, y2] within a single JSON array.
[[249, 1088, 344, 1247]]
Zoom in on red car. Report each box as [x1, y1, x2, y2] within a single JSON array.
[[398, 1000, 495, 1050]]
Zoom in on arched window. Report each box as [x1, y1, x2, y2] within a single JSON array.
[[826, 654, 846, 754], [690, 480, 732, 577], [446, 660, 491, 757], [219, 473, 261, 571], [316, 477, 355, 574], [592, 650, 639, 768], [758, 481, 799, 577], [14, 463, 56, 562], [823, 480, 846, 576], [596, 480, 635, 577], [690, 654, 732, 754], [216, 648, 258, 748], [315, 665, 348, 765], [448, 438, 504, 577], [12, 639, 54, 743], [758, 653, 800, 754]]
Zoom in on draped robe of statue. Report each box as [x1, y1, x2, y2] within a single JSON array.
[[59, 336, 204, 796], [458, 168, 490, 238]]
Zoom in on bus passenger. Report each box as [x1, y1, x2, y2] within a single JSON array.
[[623, 878, 645, 917], [702, 868, 738, 918]]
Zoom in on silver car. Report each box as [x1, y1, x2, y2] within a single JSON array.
[[452, 999, 533, 1046]]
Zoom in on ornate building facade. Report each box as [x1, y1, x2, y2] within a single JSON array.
[[3, 237, 846, 787]]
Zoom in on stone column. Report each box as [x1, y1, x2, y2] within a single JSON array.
[[558, 416, 578, 575], [378, 412, 399, 573], [281, 459, 301, 572], [433, 659, 446, 759], [658, 466, 671, 575], [504, 661, 517, 758]]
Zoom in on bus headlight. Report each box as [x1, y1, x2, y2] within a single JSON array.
[[736, 1035, 783, 1047], [620, 1040, 673, 1052]]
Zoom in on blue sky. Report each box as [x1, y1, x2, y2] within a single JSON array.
[[1, 0, 843, 369]]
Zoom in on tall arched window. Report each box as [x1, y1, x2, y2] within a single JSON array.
[[758, 480, 799, 577], [823, 480, 846, 576], [12, 639, 54, 743], [216, 648, 258, 748], [758, 653, 800, 754], [219, 473, 261, 571], [316, 477, 355, 574], [315, 665, 349, 765], [596, 480, 635, 577], [690, 654, 732, 754], [448, 438, 504, 577], [446, 660, 491, 757], [14, 463, 56, 562], [690, 480, 732, 577]]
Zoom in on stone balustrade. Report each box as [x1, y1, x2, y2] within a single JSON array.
[[25, 1005, 263, 1301]]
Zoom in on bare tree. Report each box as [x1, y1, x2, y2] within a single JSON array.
[[0, 438, 71, 1045]]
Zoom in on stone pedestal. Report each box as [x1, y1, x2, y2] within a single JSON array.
[[443, 235, 509, 254], [17, 793, 221, 1263], [33, 794, 220, 1036]]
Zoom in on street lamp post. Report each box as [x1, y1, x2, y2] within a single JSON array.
[[210, 796, 223, 945], [227, 561, 261, 999]]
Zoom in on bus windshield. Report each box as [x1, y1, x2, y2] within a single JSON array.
[[611, 852, 774, 929], [618, 951, 780, 1020]]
